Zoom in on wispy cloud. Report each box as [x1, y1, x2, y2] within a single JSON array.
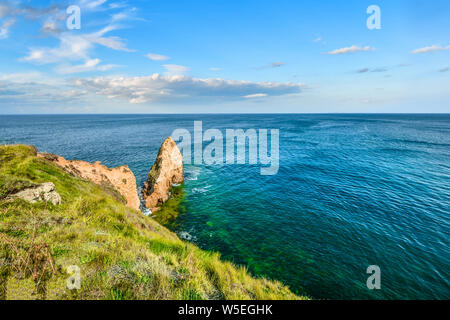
[[89, 25, 134, 52], [55, 59, 117, 74], [0, 71, 54, 84], [0, 18, 15, 39], [356, 66, 398, 74], [271, 62, 285, 68], [109, 2, 128, 10], [244, 93, 268, 99], [162, 64, 190, 76], [22, 25, 132, 73], [146, 53, 170, 61], [0, 4, 9, 18], [3, 0, 135, 75], [23, 33, 90, 64], [313, 37, 322, 43], [111, 7, 139, 22], [0, 2, 68, 37], [411, 45, 450, 54], [257, 62, 285, 70], [439, 67, 449, 72], [40, 19, 62, 35], [326, 45, 375, 55], [71, 74, 304, 104], [0, 2, 64, 22], [371, 68, 388, 73], [79, 0, 108, 10], [0, 72, 88, 107]]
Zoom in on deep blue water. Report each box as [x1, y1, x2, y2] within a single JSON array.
[[1, 114, 449, 299]]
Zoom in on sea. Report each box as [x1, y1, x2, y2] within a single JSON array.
[[0, 114, 449, 299]]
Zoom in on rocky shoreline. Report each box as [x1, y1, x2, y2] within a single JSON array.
[[35, 136, 184, 214]]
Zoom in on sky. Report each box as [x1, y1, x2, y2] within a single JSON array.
[[0, 0, 449, 114]]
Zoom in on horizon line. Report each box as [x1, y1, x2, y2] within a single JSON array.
[[1, 113, 450, 116]]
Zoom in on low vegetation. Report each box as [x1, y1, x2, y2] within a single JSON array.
[[0, 145, 305, 300]]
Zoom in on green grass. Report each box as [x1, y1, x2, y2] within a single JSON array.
[[151, 185, 186, 229], [0, 145, 307, 300]]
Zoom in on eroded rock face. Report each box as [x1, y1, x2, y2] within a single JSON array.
[[38, 153, 140, 211], [7, 182, 61, 205], [142, 137, 184, 212]]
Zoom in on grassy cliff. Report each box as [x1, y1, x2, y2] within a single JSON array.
[[0, 145, 305, 300]]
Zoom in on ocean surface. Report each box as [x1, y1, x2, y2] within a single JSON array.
[[1, 114, 449, 299]]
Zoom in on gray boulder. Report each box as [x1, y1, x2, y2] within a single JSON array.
[[7, 182, 61, 205]]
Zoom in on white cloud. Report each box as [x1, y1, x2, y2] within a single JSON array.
[[55, 59, 116, 74], [313, 37, 322, 43], [88, 25, 134, 52], [0, 2, 67, 37], [59, 89, 89, 98], [0, 72, 88, 107], [79, 0, 108, 10], [72, 74, 304, 104], [22, 25, 132, 73], [411, 45, 450, 54], [111, 7, 138, 22], [0, 2, 64, 21], [0, 72, 40, 82], [0, 18, 15, 39], [109, 2, 128, 10], [146, 53, 170, 61], [23, 34, 92, 63], [244, 93, 268, 99], [162, 64, 190, 76], [112, 12, 128, 21], [326, 45, 375, 55], [0, 71, 59, 85], [209, 67, 222, 71], [41, 19, 61, 34]]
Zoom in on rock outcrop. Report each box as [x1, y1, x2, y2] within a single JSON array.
[[7, 182, 61, 205], [142, 137, 184, 212], [38, 153, 140, 211]]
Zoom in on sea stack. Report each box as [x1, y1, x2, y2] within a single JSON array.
[[142, 137, 184, 213]]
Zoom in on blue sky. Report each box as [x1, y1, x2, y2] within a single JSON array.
[[0, 0, 449, 113]]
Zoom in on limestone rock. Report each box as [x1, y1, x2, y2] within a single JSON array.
[[38, 153, 140, 211], [142, 137, 184, 212], [7, 182, 61, 205]]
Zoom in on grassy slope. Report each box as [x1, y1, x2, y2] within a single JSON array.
[[0, 145, 305, 300]]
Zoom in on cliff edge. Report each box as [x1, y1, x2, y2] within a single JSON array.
[[38, 153, 140, 211]]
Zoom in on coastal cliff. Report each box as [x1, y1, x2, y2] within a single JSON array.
[[142, 137, 184, 213], [0, 144, 305, 300], [37, 153, 140, 211]]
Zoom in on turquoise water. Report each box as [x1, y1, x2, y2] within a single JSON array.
[[1, 114, 449, 299]]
